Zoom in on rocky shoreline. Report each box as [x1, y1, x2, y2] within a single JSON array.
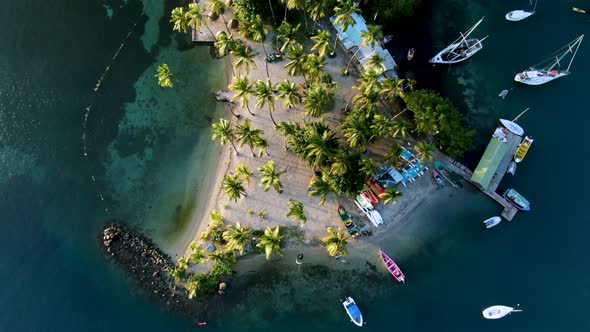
[[101, 223, 226, 323]]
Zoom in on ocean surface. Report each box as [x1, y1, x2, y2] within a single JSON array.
[[1, 0, 589, 331]]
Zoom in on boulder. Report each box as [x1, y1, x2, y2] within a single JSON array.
[[219, 282, 227, 291]]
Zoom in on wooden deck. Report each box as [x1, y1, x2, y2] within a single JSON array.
[[441, 130, 523, 221]]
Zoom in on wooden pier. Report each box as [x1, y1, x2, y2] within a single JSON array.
[[441, 129, 522, 221]]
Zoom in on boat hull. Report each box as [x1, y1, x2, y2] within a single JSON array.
[[505, 10, 534, 21], [514, 136, 533, 163], [430, 38, 484, 64], [343, 297, 363, 327], [483, 216, 502, 228], [499, 119, 524, 136], [514, 69, 569, 85], [379, 250, 405, 283], [482, 305, 515, 319]]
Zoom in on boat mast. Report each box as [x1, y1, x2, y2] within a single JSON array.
[[548, 35, 584, 71], [532, 0, 538, 13], [512, 107, 530, 122], [566, 35, 584, 71], [448, 17, 485, 54]]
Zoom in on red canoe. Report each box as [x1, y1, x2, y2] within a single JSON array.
[[379, 250, 405, 283]]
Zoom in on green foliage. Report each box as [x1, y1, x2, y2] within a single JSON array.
[[322, 152, 368, 196], [286, 200, 307, 226], [186, 272, 219, 298], [403, 90, 474, 158], [379, 186, 403, 205], [155, 64, 174, 88], [321, 227, 349, 256], [258, 160, 286, 193], [303, 82, 335, 117], [210, 251, 236, 277], [223, 222, 253, 255], [246, 208, 254, 215], [221, 173, 247, 202], [257, 226, 284, 259], [233, 0, 268, 22], [200, 210, 226, 245], [258, 210, 266, 219]]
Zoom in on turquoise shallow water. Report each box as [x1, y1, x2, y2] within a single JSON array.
[[1, 0, 590, 331]]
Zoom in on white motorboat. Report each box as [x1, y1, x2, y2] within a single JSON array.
[[482, 305, 523, 319], [507, 161, 517, 175], [506, 0, 537, 21], [483, 216, 502, 229], [343, 297, 364, 327], [430, 17, 488, 64], [515, 35, 584, 85], [369, 209, 384, 225]]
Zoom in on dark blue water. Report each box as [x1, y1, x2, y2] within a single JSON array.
[[1, 0, 590, 331]]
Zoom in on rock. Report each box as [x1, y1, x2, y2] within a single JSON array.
[[219, 282, 227, 291], [227, 18, 238, 30]]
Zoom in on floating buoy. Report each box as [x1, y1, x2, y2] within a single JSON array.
[[197, 322, 207, 326]]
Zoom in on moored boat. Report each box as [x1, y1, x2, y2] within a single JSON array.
[[503, 188, 531, 211], [507, 161, 517, 175], [379, 250, 405, 283], [430, 17, 488, 64], [500, 119, 524, 136], [432, 169, 446, 187], [342, 297, 364, 327], [483, 216, 502, 228], [514, 136, 533, 163], [515, 35, 583, 85], [407, 48, 415, 60], [506, 1, 537, 21], [482, 305, 523, 319], [338, 205, 359, 235], [434, 161, 463, 188]]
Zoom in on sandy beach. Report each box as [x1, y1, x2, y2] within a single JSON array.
[[171, 5, 444, 266]]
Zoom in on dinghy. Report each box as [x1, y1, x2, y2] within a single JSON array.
[[483, 216, 501, 229], [507, 161, 517, 175], [482, 305, 523, 319], [342, 297, 364, 326], [379, 250, 405, 283], [506, 0, 537, 21]]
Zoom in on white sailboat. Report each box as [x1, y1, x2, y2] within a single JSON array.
[[430, 17, 488, 64], [482, 305, 523, 319], [515, 34, 584, 85], [506, 0, 537, 21], [500, 107, 529, 137]]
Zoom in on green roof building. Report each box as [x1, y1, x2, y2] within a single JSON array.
[[471, 139, 508, 190]]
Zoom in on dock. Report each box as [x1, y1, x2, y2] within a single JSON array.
[[441, 130, 522, 221]]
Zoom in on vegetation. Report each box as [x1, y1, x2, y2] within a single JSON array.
[[155, 64, 174, 88], [211, 118, 238, 155], [286, 200, 307, 226], [236, 163, 254, 186], [379, 187, 403, 205], [221, 173, 247, 202], [321, 227, 349, 256], [257, 226, 284, 259], [257, 160, 286, 193], [223, 222, 253, 255]]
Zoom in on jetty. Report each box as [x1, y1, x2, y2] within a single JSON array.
[[441, 124, 523, 221]]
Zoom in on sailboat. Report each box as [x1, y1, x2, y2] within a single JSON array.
[[500, 107, 529, 137], [482, 305, 523, 319], [515, 35, 584, 85], [430, 17, 488, 64], [506, 0, 537, 21]]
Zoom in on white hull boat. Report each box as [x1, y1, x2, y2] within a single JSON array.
[[483, 216, 501, 229], [369, 209, 384, 225], [506, 0, 537, 21], [354, 201, 384, 227], [507, 161, 517, 175], [500, 119, 524, 136], [343, 297, 364, 327], [515, 35, 584, 86], [482, 305, 523, 319], [430, 17, 487, 64]]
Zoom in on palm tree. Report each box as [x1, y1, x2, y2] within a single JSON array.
[[276, 120, 300, 150], [155, 64, 174, 88], [391, 117, 414, 138], [381, 77, 406, 102], [256, 226, 284, 260], [170, 7, 189, 33], [215, 32, 236, 76], [303, 82, 333, 117], [379, 187, 403, 205], [236, 163, 253, 186], [211, 118, 238, 154], [308, 175, 331, 206], [370, 114, 393, 139], [345, 24, 383, 73], [254, 136, 269, 157], [250, 15, 270, 78], [286, 200, 307, 226], [276, 79, 301, 109], [332, 0, 361, 51], [304, 54, 326, 83], [209, 0, 228, 33], [276, 21, 301, 54], [341, 115, 372, 151], [305, 130, 338, 168], [231, 42, 257, 75], [311, 30, 332, 58], [222, 222, 252, 255], [367, 53, 385, 70], [254, 79, 277, 126], [221, 173, 247, 202], [360, 158, 377, 178], [235, 118, 265, 157], [415, 140, 435, 164], [284, 42, 307, 81], [321, 227, 349, 257], [258, 160, 286, 193], [187, 3, 215, 39], [189, 242, 207, 264], [329, 150, 352, 176], [285, 0, 308, 31], [186, 278, 199, 299], [307, 0, 335, 23], [383, 143, 402, 167], [229, 76, 255, 116]]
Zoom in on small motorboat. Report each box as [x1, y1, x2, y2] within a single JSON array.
[[369, 209, 384, 225], [342, 297, 364, 327], [506, 0, 537, 21], [379, 250, 405, 283], [514, 136, 533, 163], [482, 305, 523, 319], [381, 34, 394, 46], [483, 216, 501, 229], [503, 188, 531, 211], [498, 89, 508, 99], [506, 161, 517, 175], [432, 169, 446, 187], [407, 48, 415, 61]]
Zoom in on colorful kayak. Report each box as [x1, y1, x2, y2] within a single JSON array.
[[338, 205, 359, 235], [434, 161, 463, 188], [503, 188, 531, 211], [379, 250, 405, 283], [432, 169, 446, 187], [514, 136, 533, 163]]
